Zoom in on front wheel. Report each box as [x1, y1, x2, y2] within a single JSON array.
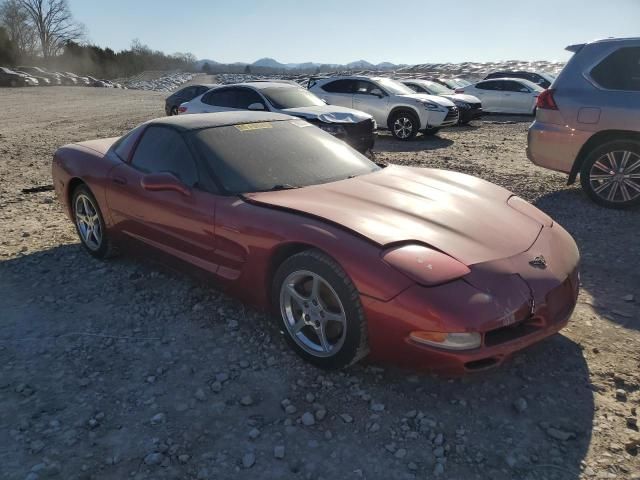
[[72, 185, 117, 258], [580, 140, 640, 208], [273, 249, 369, 369], [390, 111, 419, 140]]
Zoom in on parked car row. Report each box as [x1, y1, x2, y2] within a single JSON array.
[[170, 76, 482, 145], [124, 72, 193, 92], [0, 65, 124, 88]]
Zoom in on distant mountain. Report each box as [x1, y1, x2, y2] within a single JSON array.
[[195, 57, 404, 72], [194, 59, 220, 69], [346, 59, 375, 69], [252, 57, 286, 69]]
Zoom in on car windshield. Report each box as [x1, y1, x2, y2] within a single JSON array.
[[261, 87, 325, 109], [374, 78, 414, 95], [190, 120, 380, 194], [422, 80, 453, 94]]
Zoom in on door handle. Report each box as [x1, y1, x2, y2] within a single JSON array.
[[112, 176, 127, 185]]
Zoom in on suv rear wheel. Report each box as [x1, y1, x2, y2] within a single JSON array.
[[389, 111, 418, 140], [580, 140, 640, 208]]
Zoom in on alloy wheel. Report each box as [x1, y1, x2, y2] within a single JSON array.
[[74, 194, 102, 251], [393, 117, 414, 139], [280, 270, 347, 357], [589, 150, 640, 204]]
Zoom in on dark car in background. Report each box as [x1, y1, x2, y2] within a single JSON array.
[[485, 71, 555, 89], [165, 83, 218, 115], [17, 66, 62, 85], [0, 67, 38, 86]]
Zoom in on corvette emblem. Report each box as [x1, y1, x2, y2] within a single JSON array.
[[529, 255, 547, 269]]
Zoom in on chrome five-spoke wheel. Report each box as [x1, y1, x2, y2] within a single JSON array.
[[75, 193, 102, 251], [280, 270, 347, 357], [273, 249, 368, 369]]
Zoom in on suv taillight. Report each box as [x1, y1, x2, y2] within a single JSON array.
[[536, 89, 558, 110], [178, 106, 187, 113]]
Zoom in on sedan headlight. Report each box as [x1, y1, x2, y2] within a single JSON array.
[[318, 123, 346, 136], [409, 331, 481, 350]]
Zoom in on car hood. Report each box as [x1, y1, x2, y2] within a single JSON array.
[[245, 166, 543, 266], [396, 93, 455, 107], [442, 93, 481, 104], [280, 105, 372, 123]]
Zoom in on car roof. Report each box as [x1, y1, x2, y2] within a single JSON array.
[[148, 111, 295, 131], [221, 81, 301, 90], [478, 77, 542, 88]]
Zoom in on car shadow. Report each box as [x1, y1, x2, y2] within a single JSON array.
[[374, 133, 454, 153], [533, 188, 640, 332], [0, 243, 594, 479], [482, 113, 535, 123]]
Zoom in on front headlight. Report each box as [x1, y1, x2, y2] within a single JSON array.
[[419, 101, 443, 111], [382, 244, 470, 286], [318, 123, 346, 136], [409, 331, 481, 350]]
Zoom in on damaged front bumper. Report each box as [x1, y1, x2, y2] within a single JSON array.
[[362, 222, 580, 374]]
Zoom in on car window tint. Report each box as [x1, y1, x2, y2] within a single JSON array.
[[233, 88, 265, 109], [503, 80, 526, 92], [321, 79, 355, 93], [202, 88, 236, 107], [591, 47, 640, 91], [131, 126, 199, 186], [354, 80, 377, 94], [113, 126, 142, 161], [476, 81, 497, 90]]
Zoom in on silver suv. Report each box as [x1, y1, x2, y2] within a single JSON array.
[[527, 37, 640, 208], [309, 76, 458, 140]]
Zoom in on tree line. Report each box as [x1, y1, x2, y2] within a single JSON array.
[[0, 0, 196, 78]]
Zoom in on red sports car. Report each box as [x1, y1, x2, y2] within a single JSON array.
[[52, 112, 580, 373]]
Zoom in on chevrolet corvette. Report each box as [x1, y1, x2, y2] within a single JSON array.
[[52, 112, 580, 372]]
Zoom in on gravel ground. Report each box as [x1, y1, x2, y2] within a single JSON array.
[[0, 86, 639, 480]]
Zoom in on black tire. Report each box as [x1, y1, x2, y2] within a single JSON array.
[[423, 127, 440, 136], [272, 249, 369, 369], [389, 110, 419, 140], [71, 184, 118, 258], [10, 79, 17, 87], [170, 106, 179, 116], [580, 140, 640, 209]]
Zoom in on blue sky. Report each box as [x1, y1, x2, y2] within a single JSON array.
[[68, 0, 639, 64]]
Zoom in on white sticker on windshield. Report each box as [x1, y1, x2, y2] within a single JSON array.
[[291, 120, 312, 128]]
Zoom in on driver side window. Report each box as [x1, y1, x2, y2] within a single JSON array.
[[131, 126, 199, 187]]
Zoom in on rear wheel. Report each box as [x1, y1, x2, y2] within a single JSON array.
[[72, 185, 117, 258], [580, 140, 640, 208], [273, 249, 369, 369], [389, 111, 418, 140], [170, 106, 179, 116]]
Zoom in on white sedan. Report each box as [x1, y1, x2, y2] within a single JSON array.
[[455, 78, 543, 114]]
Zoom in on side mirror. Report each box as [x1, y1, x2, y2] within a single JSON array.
[[141, 172, 191, 196], [248, 102, 266, 111], [370, 88, 384, 98]]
